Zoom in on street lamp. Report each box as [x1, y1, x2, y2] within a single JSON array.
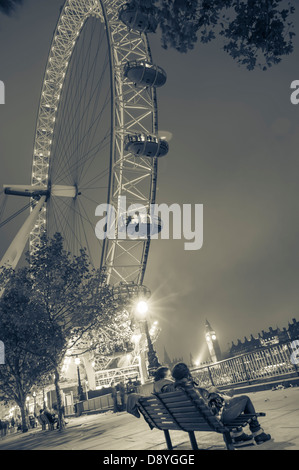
[[75, 357, 84, 401], [32, 391, 37, 416], [85, 380, 89, 402], [135, 299, 161, 377], [136, 300, 149, 317]]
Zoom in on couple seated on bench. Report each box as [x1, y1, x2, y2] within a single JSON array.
[[153, 363, 271, 445], [39, 408, 58, 429]]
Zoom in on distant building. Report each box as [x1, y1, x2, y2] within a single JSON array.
[[229, 318, 299, 357], [288, 318, 299, 341], [163, 347, 184, 370]]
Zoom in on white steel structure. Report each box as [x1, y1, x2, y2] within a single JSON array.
[[1, 0, 168, 286]]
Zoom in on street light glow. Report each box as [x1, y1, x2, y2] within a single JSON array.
[[136, 300, 148, 316]]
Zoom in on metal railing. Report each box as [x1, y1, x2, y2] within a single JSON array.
[[191, 341, 298, 389], [94, 364, 140, 388]]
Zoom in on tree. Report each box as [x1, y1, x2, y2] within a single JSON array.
[[0, 233, 116, 430], [134, 0, 296, 70], [1, 0, 296, 69], [23, 232, 116, 430], [0, 0, 23, 16], [0, 232, 137, 430], [0, 267, 53, 432]]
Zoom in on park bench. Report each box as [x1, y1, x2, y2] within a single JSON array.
[[137, 389, 266, 450]]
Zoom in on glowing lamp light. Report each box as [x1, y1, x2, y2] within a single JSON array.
[[136, 300, 148, 317], [75, 357, 80, 365]]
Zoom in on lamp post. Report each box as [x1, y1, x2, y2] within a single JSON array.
[[75, 357, 84, 401], [32, 391, 37, 416], [26, 396, 30, 414], [136, 300, 161, 379], [85, 380, 89, 402]]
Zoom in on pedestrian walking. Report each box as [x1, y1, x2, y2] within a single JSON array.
[[118, 381, 126, 411], [111, 382, 118, 413]]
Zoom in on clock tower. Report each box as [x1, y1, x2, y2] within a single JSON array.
[[205, 319, 222, 363]]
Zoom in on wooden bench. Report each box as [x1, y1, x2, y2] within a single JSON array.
[[137, 389, 266, 450]]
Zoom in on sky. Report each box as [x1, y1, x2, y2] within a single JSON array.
[[1, 0, 299, 365]]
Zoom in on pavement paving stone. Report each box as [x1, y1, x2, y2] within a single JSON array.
[[0, 387, 298, 451]]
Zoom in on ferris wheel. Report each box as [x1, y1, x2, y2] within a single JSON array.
[[1, 0, 169, 287]]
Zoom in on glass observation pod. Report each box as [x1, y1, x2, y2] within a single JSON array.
[[118, 212, 163, 238], [118, 2, 158, 33], [112, 282, 151, 300], [124, 60, 167, 88], [124, 134, 169, 158]]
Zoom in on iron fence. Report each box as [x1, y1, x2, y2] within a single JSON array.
[[191, 341, 298, 389]]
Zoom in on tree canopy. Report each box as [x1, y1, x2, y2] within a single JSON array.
[[135, 0, 296, 70], [1, 1, 296, 70], [0, 0, 23, 16], [0, 233, 133, 430], [0, 267, 54, 431]]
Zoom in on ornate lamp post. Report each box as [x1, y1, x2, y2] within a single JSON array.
[[111, 282, 161, 382], [136, 300, 161, 378], [32, 391, 37, 416]]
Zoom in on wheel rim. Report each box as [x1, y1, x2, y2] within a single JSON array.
[[30, 0, 159, 286]]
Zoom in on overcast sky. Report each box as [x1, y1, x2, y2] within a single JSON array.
[[1, 1, 299, 364]]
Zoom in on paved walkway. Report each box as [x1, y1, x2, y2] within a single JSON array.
[[0, 388, 298, 450]]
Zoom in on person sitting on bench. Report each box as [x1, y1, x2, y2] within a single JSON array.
[[43, 408, 58, 428], [153, 367, 175, 393], [171, 363, 271, 445]]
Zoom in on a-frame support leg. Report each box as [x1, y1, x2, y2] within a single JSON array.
[[164, 430, 173, 450]]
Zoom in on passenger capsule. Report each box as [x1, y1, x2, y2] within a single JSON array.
[[118, 3, 158, 33], [124, 134, 169, 158], [119, 212, 163, 238], [124, 60, 167, 88]]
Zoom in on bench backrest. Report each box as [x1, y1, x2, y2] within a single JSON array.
[[138, 395, 182, 431], [138, 389, 226, 434]]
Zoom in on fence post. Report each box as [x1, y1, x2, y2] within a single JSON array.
[[207, 366, 215, 387], [240, 356, 251, 384], [287, 342, 299, 376]]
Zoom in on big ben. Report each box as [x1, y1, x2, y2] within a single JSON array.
[[205, 319, 222, 363]]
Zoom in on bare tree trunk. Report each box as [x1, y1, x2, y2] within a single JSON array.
[[54, 368, 65, 431], [15, 380, 28, 433], [19, 400, 28, 433]]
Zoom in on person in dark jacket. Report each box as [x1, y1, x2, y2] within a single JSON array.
[[118, 381, 126, 411], [111, 382, 118, 413], [153, 366, 175, 393], [126, 379, 137, 394], [171, 363, 271, 446]]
